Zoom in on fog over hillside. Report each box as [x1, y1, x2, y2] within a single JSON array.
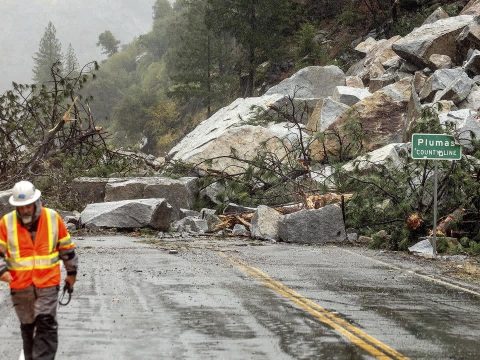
[[0, 0, 157, 92]]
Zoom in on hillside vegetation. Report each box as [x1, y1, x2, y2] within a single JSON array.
[[83, 0, 467, 155]]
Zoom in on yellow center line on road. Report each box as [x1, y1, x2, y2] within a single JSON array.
[[219, 252, 409, 360]]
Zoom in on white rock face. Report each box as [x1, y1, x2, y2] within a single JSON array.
[[168, 67, 351, 173], [460, 85, 480, 110], [342, 143, 409, 172], [265, 65, 346, 98], [433, 72, 474, 104], [439, 109, 480, 145], [419, 68, 467, 100], [332, 86, 372, 106], [408, 239, 434, 257], [169, 94, 285, 160], [316, 97, 351, 132]]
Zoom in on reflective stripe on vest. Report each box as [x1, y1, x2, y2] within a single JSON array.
[[6, 253, 60, 270], [58, 234, 74, 249], [46, 208, 58, 252], [5, 212, 20, 259], [5, 209, 60, 271]]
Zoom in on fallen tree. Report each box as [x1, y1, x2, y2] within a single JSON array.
[[0, 61, 153, 209]]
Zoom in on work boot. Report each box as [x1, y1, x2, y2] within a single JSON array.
[[20, 323, 35, 360], [32, 315, 58, 360]]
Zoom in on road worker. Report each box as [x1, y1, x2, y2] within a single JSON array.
[[0, 180, 78, 360]]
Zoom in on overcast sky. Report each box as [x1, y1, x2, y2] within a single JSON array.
[[0, 0, 157, 92]]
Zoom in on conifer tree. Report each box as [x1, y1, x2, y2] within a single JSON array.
[[166, 0, 237, 116], [32, 21, 63, 85], [207, 0, 291, 97], [97, 30, 120, 57], [153, 0, 173, 20], [64, 43, 79, 75]]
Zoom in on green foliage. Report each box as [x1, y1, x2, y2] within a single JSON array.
[[64, 43, 79, 75], [165, 0, 238, 115], [207, 0, 293, 96], [97, 30, 121, 57], [33, 22, 63, 84], [153, 0, 174, 20], [0, 61, 147, 210], [338, 106, 480, 249], [293, 23, 329, 67], [443, 3, 462, 16], [389, 7, 429, 37], [337, 3, 365, 27]]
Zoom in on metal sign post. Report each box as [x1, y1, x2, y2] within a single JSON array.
[[411, 134, 462, 257], [432, 162, 438, 256]]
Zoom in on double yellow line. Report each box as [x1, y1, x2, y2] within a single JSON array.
[[220, 253, 409, 360]]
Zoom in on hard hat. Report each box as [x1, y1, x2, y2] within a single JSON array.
[[9, 181, 41, 207]]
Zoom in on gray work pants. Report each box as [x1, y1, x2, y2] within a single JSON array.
[[11, 286, 59, 360]]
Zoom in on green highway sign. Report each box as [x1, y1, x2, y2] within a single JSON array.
[[411, 133, 462, 161]]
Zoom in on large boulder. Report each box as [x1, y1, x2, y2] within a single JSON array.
[[428, 54, 452, 70], [342, 143, 409, 172], [71, 177, 120, 209], [461, 0, 480, 16], [433, 72, 474, 104], [311, 79, 412, 160], [456, 17, 480, 59], [347, 36, 402, 83], [251, 205, 283, 241], [0, 190, 12, 217], [169, 94, 308, 173], [104, 177, 198, 215], [419, 68, 467, 101], [278, 204, 346, 244], [392, 15, 475, 67], [265, 65, 346, 99], [459, 84, 480, 109], [439, 109, 480, 145], [169, 66, 349, 173], [80, 199, 173, 230]]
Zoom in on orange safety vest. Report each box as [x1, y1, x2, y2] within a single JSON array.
[[0, 207, 75, 290]]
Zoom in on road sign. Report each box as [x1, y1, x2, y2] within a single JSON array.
[[411, 133, 462, 161], [411, 133, 462, 257]]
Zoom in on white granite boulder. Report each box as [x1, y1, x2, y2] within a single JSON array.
[[392, 15, 475, 67], [278, 204, 346, 244], [251, 205, 284, 241], [80, 198, 174, 230]]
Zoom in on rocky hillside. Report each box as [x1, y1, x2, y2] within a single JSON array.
[[163, 0, 480, 250]]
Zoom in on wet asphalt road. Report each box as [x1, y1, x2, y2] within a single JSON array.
[[0, 235, 479, 359]]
